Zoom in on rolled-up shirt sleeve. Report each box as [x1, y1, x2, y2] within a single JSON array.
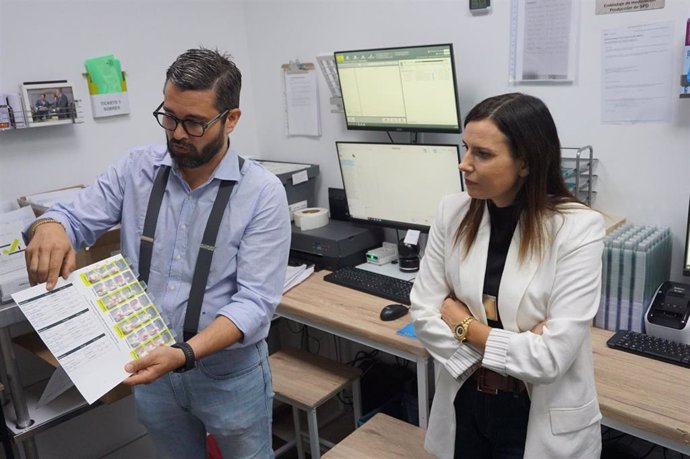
[[216, 179, 291, 344]]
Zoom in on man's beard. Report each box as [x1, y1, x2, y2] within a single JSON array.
[[167, 129, 226, 169]]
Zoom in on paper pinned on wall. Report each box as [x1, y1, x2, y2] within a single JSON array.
[[509, 0, 579, 83], [601, 22, 673, 123], [282, 62, 321, 137]]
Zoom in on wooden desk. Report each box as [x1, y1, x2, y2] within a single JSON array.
[[323, 413, 432, 459], [278, 271, 431, 428], [280, 275, 690, 452], [593, 328, 690, 454]]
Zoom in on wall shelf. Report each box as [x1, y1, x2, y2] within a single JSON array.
[[0, 100, 84, 131], [562, 146, 596, 206]]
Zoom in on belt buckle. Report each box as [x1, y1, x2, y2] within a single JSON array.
[[476, 370, 498, 395]]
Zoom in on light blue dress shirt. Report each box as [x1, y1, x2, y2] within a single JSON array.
[[42, 144, 291, 347]]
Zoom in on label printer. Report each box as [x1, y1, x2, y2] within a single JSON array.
[[645, 281, 690, 344]]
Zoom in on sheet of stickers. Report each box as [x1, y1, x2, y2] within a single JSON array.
[[79, 253, 174, 359]]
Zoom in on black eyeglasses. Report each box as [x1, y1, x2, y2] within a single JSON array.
[[152, 102, 229, 137]]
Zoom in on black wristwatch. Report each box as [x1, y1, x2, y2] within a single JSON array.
[[171, 342, 196, 373]]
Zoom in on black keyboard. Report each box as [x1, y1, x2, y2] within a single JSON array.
[[606, 330, 690, 369], [324, 266, 413, 305]]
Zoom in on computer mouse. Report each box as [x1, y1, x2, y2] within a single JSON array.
[[380, 303, 409, 321]]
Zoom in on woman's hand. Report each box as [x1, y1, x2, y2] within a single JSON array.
[[441, 296, 471, 328], [530, 320, 548, 335]]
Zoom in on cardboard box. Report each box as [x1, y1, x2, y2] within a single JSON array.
[[75, 228, 121, 269]]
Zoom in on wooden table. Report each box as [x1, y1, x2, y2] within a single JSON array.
[[280, 274, 690, 452], [592, 328, 690, 454], [323, 413, 432, 458], [278, 271, 431, 428]]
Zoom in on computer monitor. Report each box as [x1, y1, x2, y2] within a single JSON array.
[[334, 44, 461, 133], [683, 198, 690, 276], [336, 142, 462, 232]]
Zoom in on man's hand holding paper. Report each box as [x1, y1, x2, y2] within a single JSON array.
[[25, 220, 75, 290]]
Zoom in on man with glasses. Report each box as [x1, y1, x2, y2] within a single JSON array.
[[24, 48, 291, 457]]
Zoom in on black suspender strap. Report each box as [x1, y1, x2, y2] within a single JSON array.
[[139, 165, 171, 284], [185, 155, 244, 340], [138, 156, 245, 342], [183, 179, 235, 341]]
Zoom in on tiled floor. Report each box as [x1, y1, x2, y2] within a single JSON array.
[[7, 417, 683, 458], [100, 424, 690, 459], [100, 434, 155, 458]]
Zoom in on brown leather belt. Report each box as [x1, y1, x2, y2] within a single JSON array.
[[471, 368, 525, 395]]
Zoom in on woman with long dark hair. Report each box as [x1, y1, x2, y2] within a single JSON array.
[[411, 93, 603, 458]]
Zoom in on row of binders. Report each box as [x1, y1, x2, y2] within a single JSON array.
[[595, 223, 671, 333]]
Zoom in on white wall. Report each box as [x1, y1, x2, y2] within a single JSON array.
[[243, 0, 690, 281], [0, 1, 258, 455], [1, 0, 689, 273], [0, 0, 259, 199]]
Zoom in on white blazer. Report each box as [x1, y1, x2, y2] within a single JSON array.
[[411, 193, 604, 459]]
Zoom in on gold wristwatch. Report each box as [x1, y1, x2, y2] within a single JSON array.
[[453, 316, 475, 342]]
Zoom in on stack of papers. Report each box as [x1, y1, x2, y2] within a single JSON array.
[[0, 206, 35, 303], [0, 198, 19, 213], [284, 264, 314, 293]]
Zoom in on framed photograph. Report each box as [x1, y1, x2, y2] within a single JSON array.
[[21, 80, 82, 127]]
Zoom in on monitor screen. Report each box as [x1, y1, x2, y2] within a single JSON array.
[[336, 142, 462, 232], [334, 44, 461, 133], [683, 198, 690, 276]]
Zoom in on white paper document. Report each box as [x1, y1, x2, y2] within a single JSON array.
[[595, 0, 665, 15], [12, 254, 174, 404], [510, 0, 579, 82], [0, 205, 35, 227], [0, 206, 35, 302], [0, 199, 19, 213], [601, 22, 674, 123], [0, 222, 27, 276], [284, 69, 321, 137], [284, 264, 314, 293]]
